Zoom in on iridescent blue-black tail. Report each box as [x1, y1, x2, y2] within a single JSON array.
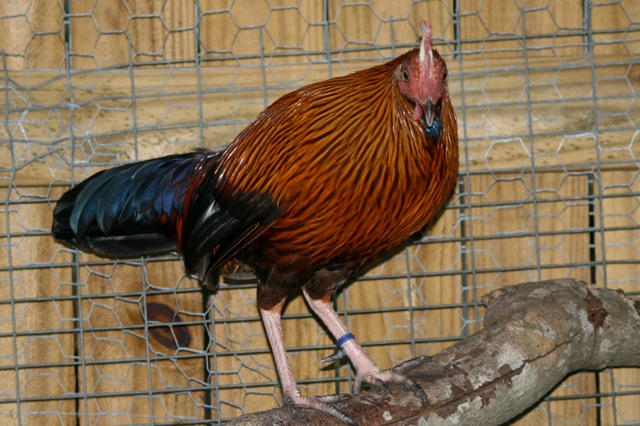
[[52, 151, 220, 259], [52, 150, 280, 287]]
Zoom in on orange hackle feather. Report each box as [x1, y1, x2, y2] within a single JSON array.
[[214, 48, 459, 305]]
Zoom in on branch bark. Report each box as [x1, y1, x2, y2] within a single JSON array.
[[230, 279, 640, 425]]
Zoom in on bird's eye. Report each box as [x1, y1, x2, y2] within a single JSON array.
[[443, 71, 448, 81], [401, 68, 409, 82]]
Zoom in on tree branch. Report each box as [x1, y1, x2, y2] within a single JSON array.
[[230, 279, 640, 425]]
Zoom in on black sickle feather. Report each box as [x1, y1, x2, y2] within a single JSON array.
[[52, 150, 282, 282]]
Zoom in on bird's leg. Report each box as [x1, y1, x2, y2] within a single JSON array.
[[302, 288, 428, 405], [259, 300, 355, 424]]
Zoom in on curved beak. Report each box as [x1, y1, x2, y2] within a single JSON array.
[[422, 97, 435, 128]]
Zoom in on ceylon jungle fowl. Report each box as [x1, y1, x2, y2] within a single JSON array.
[[52, 20, 458, 423]]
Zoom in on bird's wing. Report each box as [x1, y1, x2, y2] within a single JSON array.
[[180, 185, 281, 284]]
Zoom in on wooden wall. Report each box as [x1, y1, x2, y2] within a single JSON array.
[[1, 0, 639, 424]]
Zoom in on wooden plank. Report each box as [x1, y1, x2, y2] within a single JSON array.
[[264, 0, 327, 87], [162, 0, 197, 65], [128, 0, 196, 66], [591, 0, 639, 57], [596, 169, 640, 425], [199, 0, 327, 87], [198, 0, 269, 67], [75, 254, 206, 424], [0, 186, 75, 424], [264, 0, 325, 55], [528, 0, 586, 58], [326, 0, 453, 64], [69, 0, 195, 69], [598, 169, 640, 292], [69, 0, 129, 69], [469, 170, 592, 281], [599, 368, 640, 425], [458, 0, 523, 59], [4, 53, 638, 187], [458, 0, 584, 59], [0, 1, 32, 69], [0, 0, 65, 69], [197, 1, 238, 66], [67, 0, 101, 70], [24, 0, 65, 69], [327, 1, 381, 60]]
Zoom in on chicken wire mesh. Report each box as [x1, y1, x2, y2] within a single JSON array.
[[1, 0, 640, 424]]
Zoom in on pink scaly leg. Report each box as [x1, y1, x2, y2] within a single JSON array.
[[302, 288, 427, 403], [259, 301, 356, 424]]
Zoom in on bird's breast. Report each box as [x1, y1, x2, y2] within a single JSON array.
[[252, 146, 447, 272]]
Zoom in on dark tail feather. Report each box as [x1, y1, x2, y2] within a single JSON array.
[[52, 151, 220, 258], [53, 149, 282, 290]]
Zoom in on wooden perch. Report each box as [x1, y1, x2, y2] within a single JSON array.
[[230, 279, 640, 425]]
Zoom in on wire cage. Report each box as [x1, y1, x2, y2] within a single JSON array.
[[1, 0, 639, 424]]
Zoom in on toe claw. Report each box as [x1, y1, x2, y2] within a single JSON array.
[[321, 347, 348, 363], [379, 383, 391, 398], [404, 380, 429, 406], [416, 386, 429, 406]]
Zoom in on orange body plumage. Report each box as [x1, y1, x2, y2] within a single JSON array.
[[214, 48, 458, 306]]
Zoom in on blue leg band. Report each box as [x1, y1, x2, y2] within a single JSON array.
[[336, 333, 355, 347]]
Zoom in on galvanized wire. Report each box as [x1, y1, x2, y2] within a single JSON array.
[[1, 0, 639, 425]]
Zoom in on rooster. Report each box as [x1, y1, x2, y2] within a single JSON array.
[[52, 20, 458, 423]]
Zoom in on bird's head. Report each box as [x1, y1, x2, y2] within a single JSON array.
[[396, 20, 448, 128]]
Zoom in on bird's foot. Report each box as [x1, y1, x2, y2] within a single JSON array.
[[284, 393, 356, 425], [322, 349, 429, 407], [353, 360, 428, 407]]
